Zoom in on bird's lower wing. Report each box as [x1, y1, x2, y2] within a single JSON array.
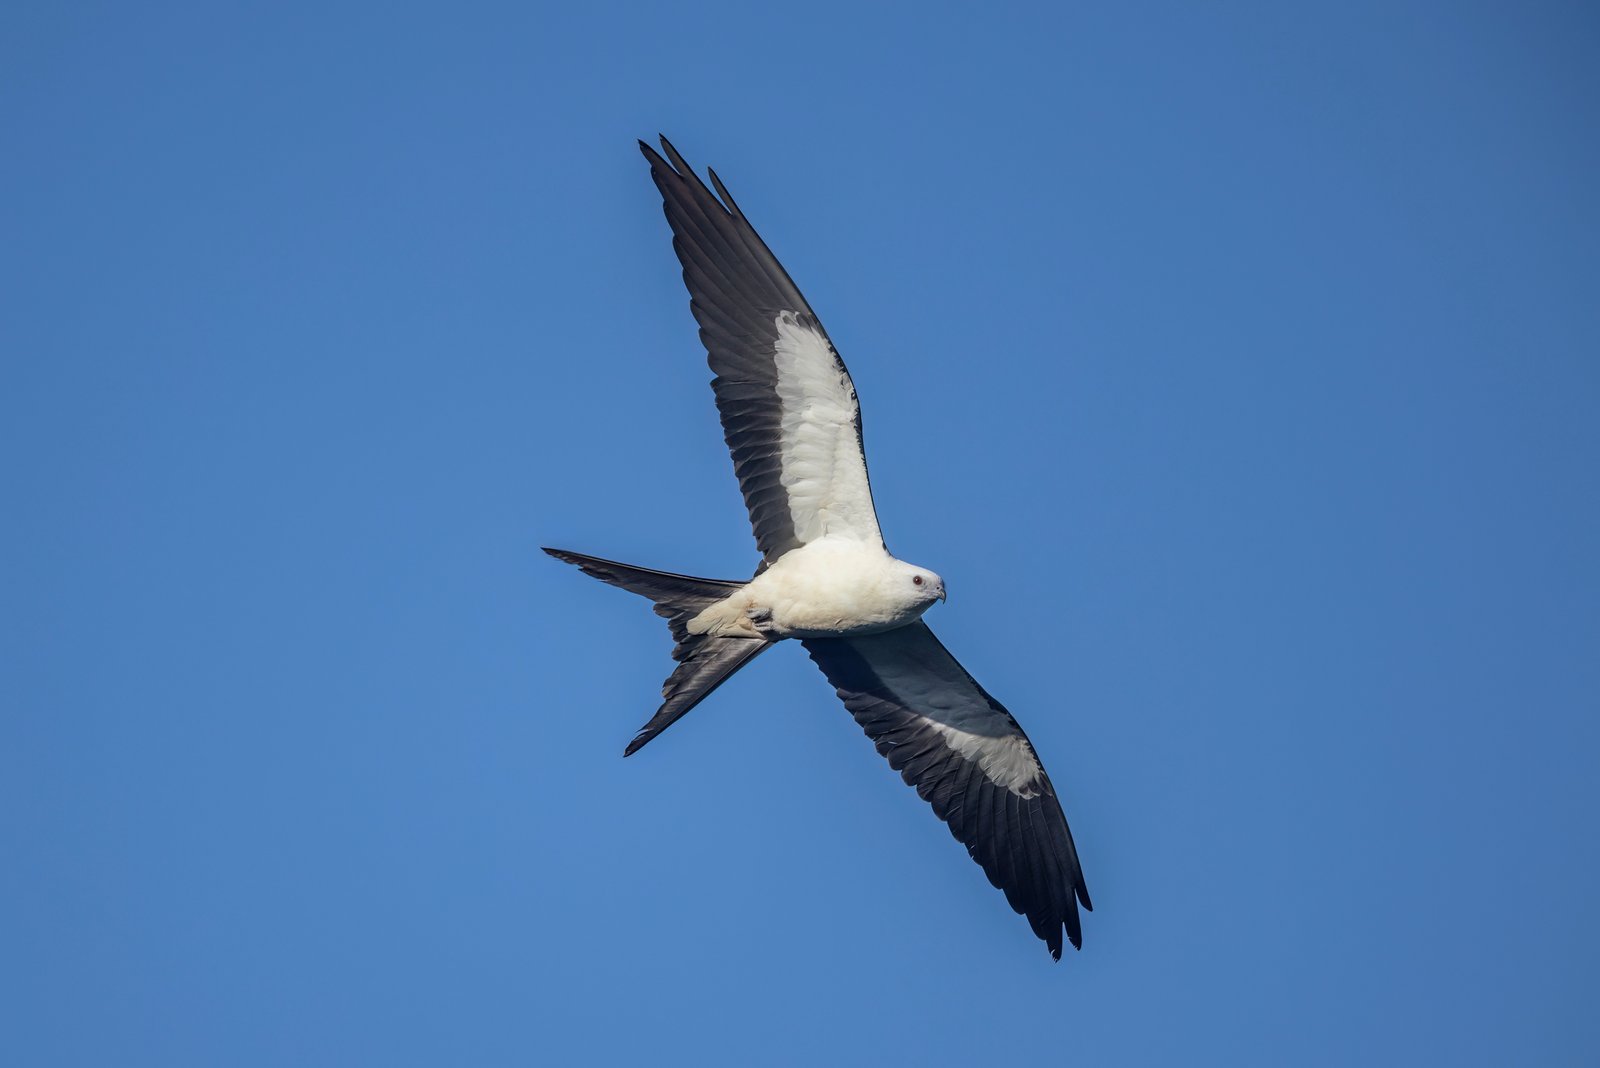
[[802, 622, 1091, 959]]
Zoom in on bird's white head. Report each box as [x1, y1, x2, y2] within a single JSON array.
[[889, 559, 947, 615]]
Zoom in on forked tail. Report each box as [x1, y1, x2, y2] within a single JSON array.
[[542, 547, 771, 755]]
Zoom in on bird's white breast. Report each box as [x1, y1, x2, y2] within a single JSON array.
[[688, 538, 925, 639]]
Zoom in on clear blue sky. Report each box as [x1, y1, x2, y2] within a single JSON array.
[[4, 2, 1597, 1064]]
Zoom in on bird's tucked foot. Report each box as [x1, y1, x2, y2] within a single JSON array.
[[746, 603, 780, 637]]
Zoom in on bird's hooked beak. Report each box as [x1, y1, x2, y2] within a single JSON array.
[[937, 584, 948, 603]]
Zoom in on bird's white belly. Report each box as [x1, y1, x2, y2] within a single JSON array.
[[687, 539, 925, 639]]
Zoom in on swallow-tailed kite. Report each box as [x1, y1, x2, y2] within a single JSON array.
[[545, 137, 1092, 958]]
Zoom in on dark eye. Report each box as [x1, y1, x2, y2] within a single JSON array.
[[912, 575, 924, 586]]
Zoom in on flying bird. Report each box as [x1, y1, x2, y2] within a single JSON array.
[[545, 137, 1092, 958]]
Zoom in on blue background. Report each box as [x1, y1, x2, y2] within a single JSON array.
[[5, 2, 1597, 1064]]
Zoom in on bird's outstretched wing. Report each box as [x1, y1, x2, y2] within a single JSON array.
[[641, 137, 882, 564], [803, 622, 1092, 958]]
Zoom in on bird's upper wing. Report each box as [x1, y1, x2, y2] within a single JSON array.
[[641, 137, 883, 564], [802, 622, 1092, 959]]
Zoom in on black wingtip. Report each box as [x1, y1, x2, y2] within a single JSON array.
[[638, 137, 671, 174], [543, 546, 580, 565], [706, 166, 743, 218]]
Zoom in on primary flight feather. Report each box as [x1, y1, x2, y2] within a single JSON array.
[[544, 136, 1092, 959]]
